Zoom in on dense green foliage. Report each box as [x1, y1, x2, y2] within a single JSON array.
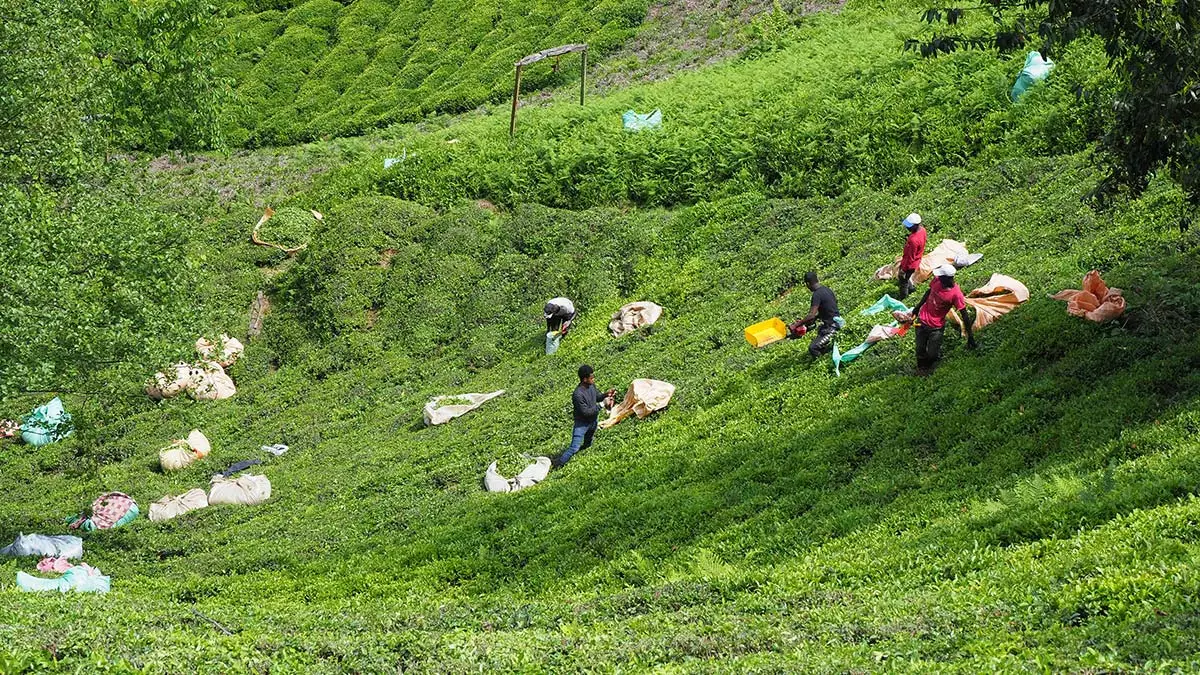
[[307, 5, 1115, 211], [0, 0, 224, 398], [2, 0, 1200, 671], [910, 0, 1200, 207], [217, 0, 648, 146]]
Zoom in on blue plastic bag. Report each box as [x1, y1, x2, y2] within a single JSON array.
[[1011, 51, 1054, 101], [622, 109, 662, 132]]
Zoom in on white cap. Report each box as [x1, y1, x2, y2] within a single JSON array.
[[934, 263, 956, 278], [903, 213, 922, 228]]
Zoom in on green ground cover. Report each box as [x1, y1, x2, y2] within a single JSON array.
[[1, 0, 1198, 671]]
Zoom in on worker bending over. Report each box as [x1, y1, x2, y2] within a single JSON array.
[[897, 212, 927, 299], [544, 297, 576, 335], [553, 364, 615, 467], [911, 264, 975, 376], [788, 271, 843, 358]]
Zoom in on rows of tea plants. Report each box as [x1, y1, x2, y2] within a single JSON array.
[[218, 0, 648, 146]]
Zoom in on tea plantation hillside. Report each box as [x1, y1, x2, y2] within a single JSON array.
[[3, 0, 1200, 672], [217, 0, 648, 146]]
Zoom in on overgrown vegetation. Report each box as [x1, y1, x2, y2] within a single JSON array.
[[2, 0, 1200, 671]]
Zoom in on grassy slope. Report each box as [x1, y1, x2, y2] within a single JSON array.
[[2, 1, 1200, 672]]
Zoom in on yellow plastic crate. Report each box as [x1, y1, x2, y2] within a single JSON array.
[[744, 317, 788, 348]]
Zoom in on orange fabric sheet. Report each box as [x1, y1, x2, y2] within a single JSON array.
[[1051, 270, 1125, 323]]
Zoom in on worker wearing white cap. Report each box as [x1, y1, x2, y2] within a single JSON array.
[[897, 212, 927, 299], [910, 264, 975, 375]]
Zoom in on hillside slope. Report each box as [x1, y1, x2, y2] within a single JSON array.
[[2, 0, 1200, 672], [218, 0, 647, 146]]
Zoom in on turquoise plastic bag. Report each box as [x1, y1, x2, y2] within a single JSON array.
[[17, 566, 110, 594], [1011, 51, 1054, 101], [861, 294, 909, 316], [20, 397, 73, 446], [622, 109, 662, 132], [545, 332, 562, 356], [832, 341, 874, 376]]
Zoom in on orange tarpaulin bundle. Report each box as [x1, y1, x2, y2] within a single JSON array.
[[949, 274, 1030, 336], [1051, 270, 1126, 323]]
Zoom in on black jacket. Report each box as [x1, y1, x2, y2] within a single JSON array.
[[572, 384, 602, 426]]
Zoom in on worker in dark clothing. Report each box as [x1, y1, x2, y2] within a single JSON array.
[[910, 264, 976, 376], [897, 212, 927, 299], [788, 271, 843, 358], [552, 364, 615, 467]]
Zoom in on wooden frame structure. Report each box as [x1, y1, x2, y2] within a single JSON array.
[[510, 43, 588, 136]]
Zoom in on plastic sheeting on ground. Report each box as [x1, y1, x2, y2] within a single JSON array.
[[949, 274, 1030, 336], [17, 564, 109, 594], [485, 457, 552, 493], [159, 429, 212, 472], [1012, 51, 1054, 101], [874, 240, 983, 283], [209, 473, 271, 506], [19, 397, 74, 447], [622, 109, 662, 131], [1051, 270, 1126, 323], [195, 334, 244, 369], [599, 379, 675, 429], [0, 534, 83, 559], [832, 296, 915, 376], [609, 302, 663, 337], [149, 488, 209, 522], [67, 492, 139, 532], [423, 390, 505, 426]]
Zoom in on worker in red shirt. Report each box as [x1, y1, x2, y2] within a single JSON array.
[[910, 264, 975, 376], [897, 212, 927, 299]]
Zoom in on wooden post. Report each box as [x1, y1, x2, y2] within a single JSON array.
[[509, 64, 523, 137], [580, 48, 587, 106]]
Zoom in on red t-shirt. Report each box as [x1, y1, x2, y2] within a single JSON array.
[[918, 278, 967, 329], [900, 226, 927, 272]]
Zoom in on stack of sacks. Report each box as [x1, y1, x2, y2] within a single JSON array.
[[159, 430, 211, 472], [485, 457, 552, 493], [195, 335, 244, 369], [1052, 270, 1126, 323], [149, 488, 209, 522], [209, 473, 272, 506], [146, 334, 243, 401], [599, 379, 676, 429]]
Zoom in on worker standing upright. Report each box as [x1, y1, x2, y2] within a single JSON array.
[[897, 213, 927, 300], [910, 264, 975, 376], [552, 364, 615, 467]]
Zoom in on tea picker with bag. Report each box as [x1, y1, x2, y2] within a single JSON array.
[[552, 364, 615, 467], [787, 272, 844, 358], [543, 297, 576, 355], [910, 264, 976, 376], [897, 213, 927, 299]]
